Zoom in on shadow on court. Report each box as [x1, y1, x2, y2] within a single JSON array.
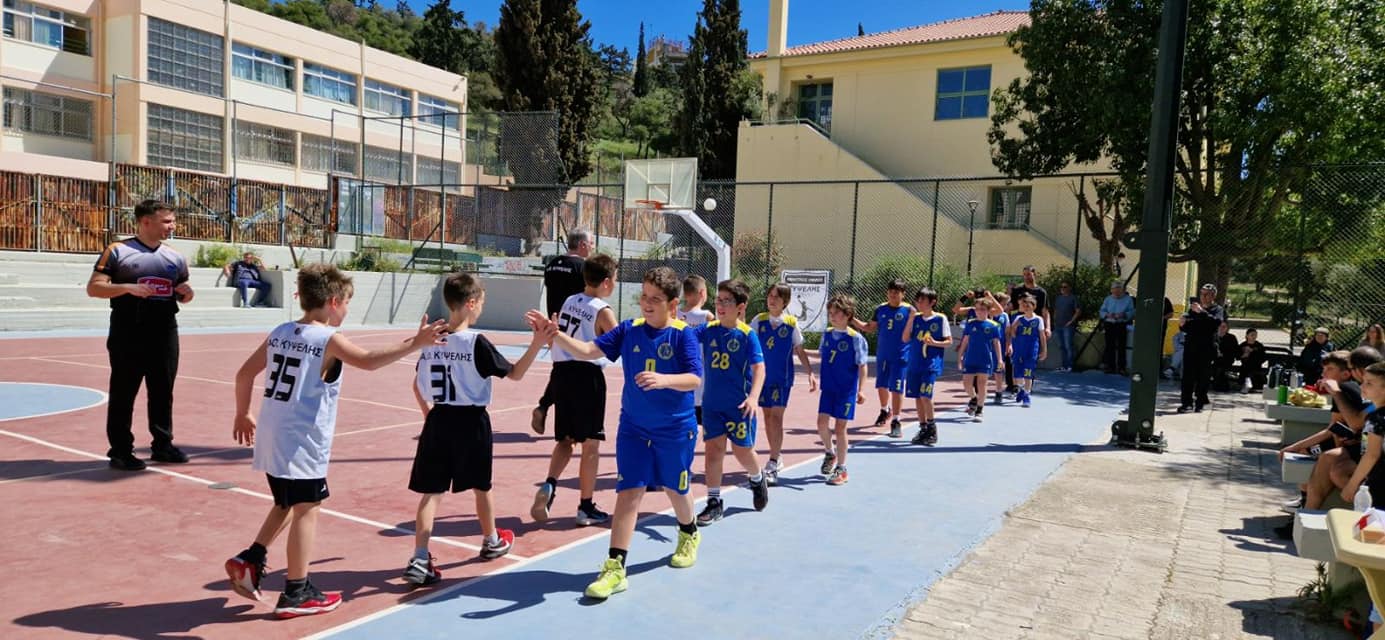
[[448, 557, 668, 619], [14, 597, 256, 639]]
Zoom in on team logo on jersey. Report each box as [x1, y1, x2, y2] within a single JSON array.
[[779, 326, 789, 338], [657, 343, 674, 360], [294, 327, 303, 335], [137, 276, 174, 297], [837, 340, 850, 352], [633, 345, 641, 353], [727, 338, 740, 352], [710, 339, 718, 347]]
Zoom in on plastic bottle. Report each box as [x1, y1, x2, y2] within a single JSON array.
[[1277, 383, 1289, 405], [1356, 484, 1373, 512]]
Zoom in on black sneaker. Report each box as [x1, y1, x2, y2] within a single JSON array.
[[1176, 405, 1193, 414], [108, 454, 146, 471], [150, 445, 188, 463], [820, 451, 837, 475], [696, 498, 724, 526], [402, 555, 441, 588], [993, 391, 1003, 405], [1195, 404, 1206, 413], [750, 477, 769, 512], [576, 503, 610, 527], [888, 419, 902, 438], [923, 422, 938, 446], [873, 409, 889, 427], [965, 398, 977, 416], [274, 581, 342, 619]]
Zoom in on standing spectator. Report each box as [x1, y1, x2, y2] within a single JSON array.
[[1052, 282, 1081, 372], [1238, 329, 1269, 393], [1361, 324, 1385, 352], [1098, 282, 1135, 375], [1178, 283, 1226, 413], [533, 229, 594, 433], [1300, 328, 1334, 385], [1212, 321, 1239, 392], [223, 251, 272, 308], [85, 200, 195, 471]]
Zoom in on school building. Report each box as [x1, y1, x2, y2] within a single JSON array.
[[0, 0, 467, 187], [739, 1, 1193, 298]]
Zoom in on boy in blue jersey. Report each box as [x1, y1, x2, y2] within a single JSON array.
[[695, 279, 769, 525], [819, 294, 869, 486], [1007, 295, 1048, 408], [991, 293, 1012, 405], [528, 266, 704, 601], [750, 283, 817, 484], [957, 297, 1004, 422], [905, 288, 951, 446], [851, 278, 913, 437]]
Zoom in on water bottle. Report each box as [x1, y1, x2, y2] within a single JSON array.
[[1277, 382, 1289, 405], [1356, 484, 1373, 512]]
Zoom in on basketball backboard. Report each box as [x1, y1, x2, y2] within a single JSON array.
[[624, 158, 697, 210]]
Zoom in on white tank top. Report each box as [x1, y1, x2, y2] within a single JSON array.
[[253, 322, 341, 479], [416, 330, 496, 406], [551, 292, 611, 366]]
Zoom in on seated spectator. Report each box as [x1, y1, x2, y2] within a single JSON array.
[[1299, 327, 1334, 385], [1362, 324, 1385, 352], [1212, 321, 1239, 391], [1164, 331, 1186, 381], [1238, 329, 1268, 393], [1279, 348, 1382, 518], [222, 251, 271, 308]]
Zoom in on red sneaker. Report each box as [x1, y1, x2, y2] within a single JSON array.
[[479, 528, 515, 560], [827, 466, 849, 486], [224, 555, 266, 602], [273, 583, 342, 619]]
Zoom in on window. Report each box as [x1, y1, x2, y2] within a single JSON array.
[[2, 0, 89, 55], [417, 94, 460, 130], [935, 66, 991, 120], [3, 87, 92, 140], [147, 104, 223, 173], [147, 17, 223, 97], [363, 145, 412, 183], [232, 43, 294, 91], [364, 79, 410, 116], [988, 186, 1031, 229], [301, 134, 357, 175], [234, 121, 294, 166], [304, 63, 357, 105], [417, 156, 460, 187], [796, 82, 832, 131]]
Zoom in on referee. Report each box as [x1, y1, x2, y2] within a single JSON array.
[[531, 229, 593, 433], [86, 200, 195, 471]]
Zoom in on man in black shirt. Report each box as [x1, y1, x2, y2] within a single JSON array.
[[534, 229, 593, 433], [1178, 283, 1225, 413]]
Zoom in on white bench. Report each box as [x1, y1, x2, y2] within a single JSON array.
[[1282, 453, 1316, 485], [1267, 401, 1333, 445], [1295, 510, 1362, 586]]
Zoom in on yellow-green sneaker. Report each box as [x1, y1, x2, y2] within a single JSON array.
[[669, 529, 700, 568], [583, 558, 628, 599]]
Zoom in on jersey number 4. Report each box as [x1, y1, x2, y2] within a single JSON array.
[[264, 354, 302, 401]]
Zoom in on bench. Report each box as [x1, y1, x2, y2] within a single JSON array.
[[411, 247, 483, 271], [1283, 453, 1316, 485], [1267, 401, 1333, 446], [1298, 509, 1363, 587]]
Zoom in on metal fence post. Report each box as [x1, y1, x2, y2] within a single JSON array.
[[848, 181, 860, 289], [1074, 175, 1085, 278], [33, 174, 43, 252], [765, 183, 775, 289], [929, 180, 940, 286], [278, 185, 287, 246]]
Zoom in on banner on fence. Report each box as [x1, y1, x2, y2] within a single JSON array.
[[781, 269, 832, 333]]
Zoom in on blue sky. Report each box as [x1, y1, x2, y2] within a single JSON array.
[[407, 1, 1030, 54]]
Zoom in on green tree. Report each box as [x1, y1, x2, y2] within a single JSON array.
[[988, 0, 1385, 295], [633, 22, 650, 97], [677, 0, 757, 179], [411, 0, 467, 73]]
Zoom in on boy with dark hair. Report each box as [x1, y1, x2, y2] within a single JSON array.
[[820, 294, 869, 485], [905, 288, 950, 445], [695, 279, 769, 524], [531, 255, 620, 528], [749, 283, 817, 484], [225, 264, 447, 617], [528, 266, 704, 600], [402, 273, 547, 588], [851, 278, 912, 437]]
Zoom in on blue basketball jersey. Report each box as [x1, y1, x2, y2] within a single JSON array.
[[1011, 315, 1045, 359], [908, 312, 951, 368], [697, 320, 764, 411], [595, 318, 702, 432], [962, 319, 1002, 368], [993, 311, 1011, 346], [873, 304, 912, 360], [750, 312, 801, 388], [820, 328, 869, 394]]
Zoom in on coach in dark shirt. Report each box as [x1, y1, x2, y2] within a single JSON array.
[[1178, 283, 1226, 413], [533, 229, 594, 433]]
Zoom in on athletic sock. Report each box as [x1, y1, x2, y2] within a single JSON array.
[[707, 488, 721, 501], [750, 472, 764, 484], [413, 548, 430, 561], [579, 498, 596, 511], [245, 542, 267, 563], [609, 548, 628, 566], [678, 521, 698, 535], [484, 533, 499, 546], [544, 477, 557, 489], [285, 578, 307, 596]]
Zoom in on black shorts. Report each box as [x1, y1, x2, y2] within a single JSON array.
[[551, 361, 607, 442], [695, 406, 703, 426], [266, 474, 329, 508], [409, 404, 493, 494]]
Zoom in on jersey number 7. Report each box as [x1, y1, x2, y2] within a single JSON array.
[[557, 312, 583, 337]]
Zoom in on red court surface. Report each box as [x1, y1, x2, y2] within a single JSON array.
[[0, 328, 970, 640]]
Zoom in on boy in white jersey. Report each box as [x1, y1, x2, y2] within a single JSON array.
[[531, 255, 620, 528], [224, 264, 446, 618], [678, 274, 713, 424], [749, 283, 817, 484], [403, 273, 545, 587]]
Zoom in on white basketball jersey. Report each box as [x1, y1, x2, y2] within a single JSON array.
[[552, 292, 611, 366], [678, 307, 713, 404], [416, 330, 495, 406], [254, 322, 341, 479]]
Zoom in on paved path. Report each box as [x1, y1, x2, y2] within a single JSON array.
[[892, 382, 1354, 640]]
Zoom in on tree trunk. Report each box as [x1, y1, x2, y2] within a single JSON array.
[[1196, 255, 1232, 307]]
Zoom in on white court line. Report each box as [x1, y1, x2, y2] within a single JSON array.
[[301, 439, 848, 640], [0, 427, 529, 558], [0, 383, 108, 423]]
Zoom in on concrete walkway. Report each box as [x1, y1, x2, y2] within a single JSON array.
[[892, 384, 1354, 639]]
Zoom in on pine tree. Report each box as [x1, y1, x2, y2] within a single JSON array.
[[411, 0, 466, 74], [677, 0, 751, 179], [633, 22, 650, 97], [858, 22, 864, 36]]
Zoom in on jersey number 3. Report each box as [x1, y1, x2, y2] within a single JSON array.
[[264, 354, 302, 401]]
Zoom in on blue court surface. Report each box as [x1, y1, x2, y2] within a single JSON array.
[[315, 373, 1128, 640], [0, 382, 107, 421]]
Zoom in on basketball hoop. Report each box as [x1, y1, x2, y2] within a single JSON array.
[[633, 199, 667, 211]]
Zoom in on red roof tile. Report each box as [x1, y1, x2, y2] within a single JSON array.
[[752, 10, 1029, 59]]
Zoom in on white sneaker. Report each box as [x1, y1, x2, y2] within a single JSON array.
[[763, 459, 781, 485], [1281, 496, 1303, 515]]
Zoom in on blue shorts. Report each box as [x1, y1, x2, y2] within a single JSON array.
[[703, 407, 757, 447], [818, 387, 857, 421], [1013, 355, 1038, 380], [963, 361, 994, 376], [615, 422, 698, 494], [906, 364, 940, 399], [760, 383, 791, 408], [875, 357, 907, 393]]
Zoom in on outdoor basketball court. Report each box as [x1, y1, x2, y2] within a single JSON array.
[[0, 325, 1127, 639]]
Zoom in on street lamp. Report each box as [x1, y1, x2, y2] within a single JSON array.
[[966, 199, 980, 278]]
